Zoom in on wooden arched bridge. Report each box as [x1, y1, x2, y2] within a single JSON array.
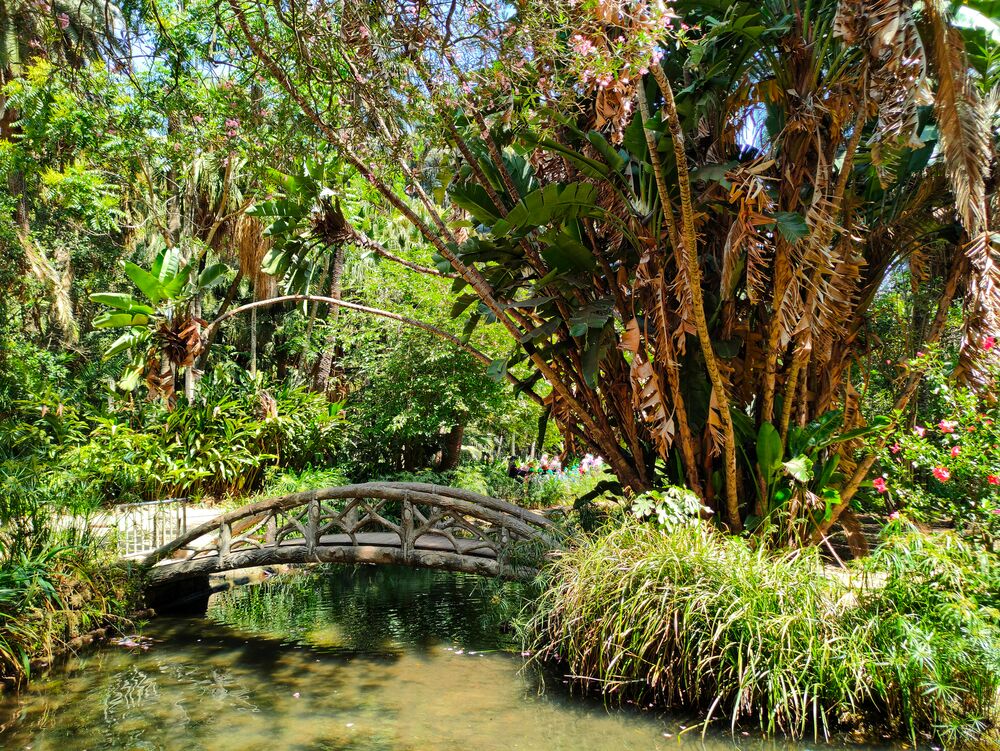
[[139, 483, 558, 605]]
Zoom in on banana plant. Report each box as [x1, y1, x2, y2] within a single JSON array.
[[90, 244, 228, 399]]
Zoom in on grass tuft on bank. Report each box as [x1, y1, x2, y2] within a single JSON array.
[[527, 522, 1000, 747]]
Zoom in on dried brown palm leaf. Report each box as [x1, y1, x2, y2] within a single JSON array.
[[956, 232, 1000, 383], [925, 0, 991, 234], [230, 215, 276, 299]]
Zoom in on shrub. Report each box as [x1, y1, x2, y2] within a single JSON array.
[[0, 504, 140, 687], [527, 522, 1000, 746], [261, 466, 350, 496], [869, 347, 1000, 546], [846, 527, 1000, 747]]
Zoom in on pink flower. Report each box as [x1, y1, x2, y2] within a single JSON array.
[[916, 351, 925, 357], [985, 336, 996, 351], [890, 443, 901, 454], [914, 426, 926, 438], [933, 466, 951, 482], [193, 115, 204, 124], [888, 511, 901, 520], [951, 445, 961, 457], [873, 477, 888, 493], [992, 509, 1000, 515], [988, 475, 1000, 486], [57, 12, 69, 28], [224, 118, 240, 129], [570, 34, 596, 56], [939, 420, 957, 434]]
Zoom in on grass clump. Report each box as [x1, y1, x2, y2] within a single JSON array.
[[527, 522, 1000, 746]]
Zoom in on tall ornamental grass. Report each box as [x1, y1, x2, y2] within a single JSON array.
[[527, 523, 999, 746]]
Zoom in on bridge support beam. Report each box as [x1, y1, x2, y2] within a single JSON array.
[[144, 543, 538, 592]]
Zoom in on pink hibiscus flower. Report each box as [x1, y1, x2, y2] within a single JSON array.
[[933, 466, 951, 482], [873, 477, 888, 493]]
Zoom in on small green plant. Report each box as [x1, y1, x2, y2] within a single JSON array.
[[630, 486, 706, 532]]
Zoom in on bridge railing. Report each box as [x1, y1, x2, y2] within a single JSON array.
[[113, 497, 188, 557], [141, 482, 556, 580]]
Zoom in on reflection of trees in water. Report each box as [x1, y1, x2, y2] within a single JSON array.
[[208, 566, 524, 655]]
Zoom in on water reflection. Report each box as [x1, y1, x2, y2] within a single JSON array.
[[0, 565, 914, 751]]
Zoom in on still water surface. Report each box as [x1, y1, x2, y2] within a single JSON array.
[[0, 565, 914, 751]]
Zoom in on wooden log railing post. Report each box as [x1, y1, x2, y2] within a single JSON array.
[[266, 513, 277, 545], [307, 499, 320, 555], [401, 495, 414, 563], [219, 521, 232, 560]]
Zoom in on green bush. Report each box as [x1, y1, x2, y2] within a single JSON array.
[[0, 504, 140, 687], [261, 466, 350, 496], [2, 366, 350, 503], [869, 347, 1000, 546], [527, 522, 1000, 746]]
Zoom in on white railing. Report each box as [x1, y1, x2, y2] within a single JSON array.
[[114, 498, 189, 557]]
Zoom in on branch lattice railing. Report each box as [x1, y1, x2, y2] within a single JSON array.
[[114, 498, 189, 557], [141, 483, 557, 584]]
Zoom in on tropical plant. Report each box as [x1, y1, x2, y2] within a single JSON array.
[[226, 0, 1000, 542], [528, 521, 1000, 743], [630, 486, 707, 531], [91, 242, 229, 402]]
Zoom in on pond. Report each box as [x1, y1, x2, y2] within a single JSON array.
[[0, 565, 917, 751]]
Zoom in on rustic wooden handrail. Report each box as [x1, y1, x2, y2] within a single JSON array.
[[140, 482, 557, 584]]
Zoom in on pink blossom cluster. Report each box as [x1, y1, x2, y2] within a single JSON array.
[[570, 34, 596, 56]]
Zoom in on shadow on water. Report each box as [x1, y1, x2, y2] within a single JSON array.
[[0, 565, 917, 751]]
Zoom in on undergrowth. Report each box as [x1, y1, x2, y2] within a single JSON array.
[[527, 523, 1000, 747]]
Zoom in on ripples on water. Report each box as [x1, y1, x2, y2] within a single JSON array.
[[0, 565, 912, 751]]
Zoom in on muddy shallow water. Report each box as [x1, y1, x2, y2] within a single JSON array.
[[0, 565, 920, 751]]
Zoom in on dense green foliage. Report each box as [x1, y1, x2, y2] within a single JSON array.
[[529, 522, 1000, 745], [0, 501, 140, 687], [1, 1, 999, 746]]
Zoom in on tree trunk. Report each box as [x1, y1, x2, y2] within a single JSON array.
[[314, 243, 346, 393], [438, 422, 466, 471], [250, 305, 258, 377], [535, 405, 550, 458]]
